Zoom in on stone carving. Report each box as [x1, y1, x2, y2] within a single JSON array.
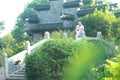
[[63, 32, 68, 38], [25, 41, 31, 54], [2, 53, 8, 78], [96, 31, 102, 40], [44, 31, 50, 39]]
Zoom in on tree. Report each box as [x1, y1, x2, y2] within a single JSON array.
[[0, 33, 26, 57], [78, 10, 117, 40], [12, 16, 31, 42], [111, 18, 120, 41], [11, 1, 36, 43], [103, 54, 120, 80], [0, 33, 16, 57], [12, 0, 49, 43]]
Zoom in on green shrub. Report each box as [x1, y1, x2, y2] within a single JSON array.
[[111, 18, 120, 41], [64, 40, 116, 80], [25, 39, 76, 80], [51, 30, 75, 39], [114, 11, 120, 17], [0, 33, 26, 57], [103, 54, 120, 80], [25, 39, 115, 80]]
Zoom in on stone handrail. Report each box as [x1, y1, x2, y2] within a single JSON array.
[[30, 39, 48, 53], [2, 39, 49, 79], [8, 50, 27, 74], [75, 31, 103, 41], [8, 39, 48, 74], [1, 31, 102, 79], [1, 31, 50, 79]]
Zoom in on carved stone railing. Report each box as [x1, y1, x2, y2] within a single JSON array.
[[75, 31, 103, 41], [1, 31, 102, 79], [0, 67, 4, 80], [8, 50, 27, 74], [1, 31, 50, 79]]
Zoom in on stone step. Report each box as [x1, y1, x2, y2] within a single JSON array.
[[6, 77, 26, 80], [10, 74, 25, 78], [14, 71, 25, 75], [18, 68, 25, 72], [7, 66, 26, 80]]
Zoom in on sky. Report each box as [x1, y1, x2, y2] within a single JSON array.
[[0, 0, 32, 37], [0, 0, 120, 37]]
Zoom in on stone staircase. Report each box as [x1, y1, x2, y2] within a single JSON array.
[[1, 34, 49, 80], [6, 66, 26, 80]]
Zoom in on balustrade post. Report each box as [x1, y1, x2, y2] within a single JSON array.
[[25, 41, 31, 55], [96, 31, 102, 40], [44, 31, 50, 39], [2, 52, 8, 79]]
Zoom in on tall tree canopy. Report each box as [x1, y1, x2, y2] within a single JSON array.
[[79, 10, 117, 40], [12, 0, 49, 43]]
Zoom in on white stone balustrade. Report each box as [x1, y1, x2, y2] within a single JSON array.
[[2, 31, 50, 79], [31, 39, 48, 53], [2, 52, 8, 79], [25, 41, 31, 55], [1, 31, 103, 80], [75, 31, 103, 40], [44, 31, 50, 40], [7, 40, 48, 74], [8, 50, 27, 74], [0, 67, 4, 80]]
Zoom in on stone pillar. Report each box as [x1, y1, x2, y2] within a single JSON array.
[[44, 31, 50, 39], [63, 32, 68, 38], [0, 67, 4, 80], [96, 31, 102, 40], [25, 41, 31, 55], [2, 53, 8, 79]]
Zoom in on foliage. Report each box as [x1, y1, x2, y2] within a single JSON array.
[[25, 39, 76, 80], [64, 40, 115, 80], [12, 15, 32, 43], [25, 39, 115, 80], [78, 10, 117, 40], [0, 0, 66, 64], [111, 18, 120, 41], [0, 33, 25, 57], [0, 33, 15, 57], [51, 30, 65, 39], [103, 54, 120, 80], [51, 30, 75, 39], [12, 0, 48, 43], [13, 42, 25, 55]]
